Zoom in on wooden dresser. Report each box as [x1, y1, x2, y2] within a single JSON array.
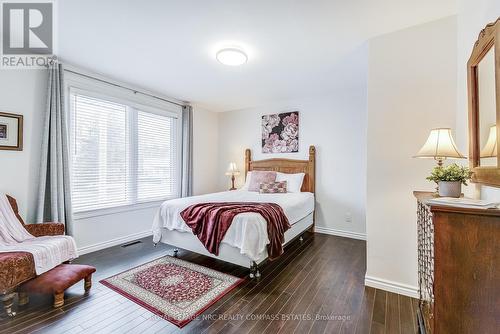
[[414, 191, 500, 334]]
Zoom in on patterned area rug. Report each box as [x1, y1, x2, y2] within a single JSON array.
[[100, 256, 244, 328]]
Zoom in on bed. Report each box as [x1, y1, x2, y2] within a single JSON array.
[[152, 146, 316, 277]]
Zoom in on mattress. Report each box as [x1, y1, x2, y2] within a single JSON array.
[[152, 190, 315, 260]]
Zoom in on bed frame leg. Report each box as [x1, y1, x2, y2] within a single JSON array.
[[249, 262, 261, 279], [249, 262, 255, 279], [173, 248, 179, 257], [299, 235, 304, 242]]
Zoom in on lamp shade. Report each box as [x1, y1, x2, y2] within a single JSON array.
[[480, 125, 497, 158], [414, 128, 465, 160], [225, 162, 240, 176]]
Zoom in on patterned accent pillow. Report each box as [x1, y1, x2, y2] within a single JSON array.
[[248, 171, 277, 192], [259, 181, 287, 194]]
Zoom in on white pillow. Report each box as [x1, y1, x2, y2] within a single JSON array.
[[276, 172, 305, 193], [241, 171, 252, 190]]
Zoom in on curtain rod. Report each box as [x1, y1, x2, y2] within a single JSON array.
[[63, 68, 186, 108]]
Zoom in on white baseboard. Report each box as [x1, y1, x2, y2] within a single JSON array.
[[77, 230, 153, 255], [314, 226, 366, 240], [365, 275, 419, 298]]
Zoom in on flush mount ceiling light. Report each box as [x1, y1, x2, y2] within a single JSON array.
[[216, 47, 248, 66]]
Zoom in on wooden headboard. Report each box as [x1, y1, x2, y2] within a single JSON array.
[[244, 145, 316, 193]]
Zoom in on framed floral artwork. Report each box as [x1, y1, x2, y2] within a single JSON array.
[[262, 112, 299, 153], [0, 112, 23, 151]]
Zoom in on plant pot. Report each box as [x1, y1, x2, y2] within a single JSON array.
[[438, 181, 462, 198]]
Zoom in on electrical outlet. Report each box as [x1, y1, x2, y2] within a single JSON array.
[[345, 212, 352, 223]]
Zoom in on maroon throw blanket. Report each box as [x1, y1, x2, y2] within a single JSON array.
[[180, 202, 291, 260]]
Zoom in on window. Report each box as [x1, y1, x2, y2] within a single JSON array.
[[137, 110, 177, 201], [70, 95, 128, 212], [69, 88, 181, 214]]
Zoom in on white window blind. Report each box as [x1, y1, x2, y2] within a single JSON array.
[[137, 111, 177, 201], [70, 91, 180, 213]]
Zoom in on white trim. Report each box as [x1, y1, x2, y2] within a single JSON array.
[[314, 226, 366, 240], [67, 84, 182, 117], [364, 275, 419, 298], [74, 200, 166, 220], [77, 230, 153, 255]]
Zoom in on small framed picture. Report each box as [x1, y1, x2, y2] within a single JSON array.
[[0, 112, 23, 151]]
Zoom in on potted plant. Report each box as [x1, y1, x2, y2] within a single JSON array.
[[426, 163, 473, 197]]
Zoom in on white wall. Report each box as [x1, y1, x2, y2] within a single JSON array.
[[193, 106, 220, 195], [0, 69, 46, 224], [456, 0, 500, 200], [0, 69, 220, 252], [217, 46, 368, 239], [365, 16, 458, 296]]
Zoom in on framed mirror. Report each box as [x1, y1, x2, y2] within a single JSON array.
[[468, 18, 500, 186]]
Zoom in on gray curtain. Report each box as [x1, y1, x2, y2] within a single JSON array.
[[181, 105, 193, 197], [36, 62, 73, 235]]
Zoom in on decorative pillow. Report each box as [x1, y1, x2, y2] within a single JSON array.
[[259, 181, 287, 193], [276, 172, 305, 192], [248, 171, 277, 192]]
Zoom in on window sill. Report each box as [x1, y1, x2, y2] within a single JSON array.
[[73, 199, 171, 220]]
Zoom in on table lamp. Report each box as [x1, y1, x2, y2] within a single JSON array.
[[414, 128, 465, 166], [225, 162, 240, 190]]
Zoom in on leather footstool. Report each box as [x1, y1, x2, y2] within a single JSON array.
[[18, 264, 96, 308]]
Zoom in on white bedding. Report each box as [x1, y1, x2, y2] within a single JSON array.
[[152, 190, 314, 260]]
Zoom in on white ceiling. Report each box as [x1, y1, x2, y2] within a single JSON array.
[[58, 0, 457, 111]]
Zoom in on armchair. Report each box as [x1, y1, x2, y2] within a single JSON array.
[[0, 195, 66, 317], [6, 195, 65, 236]]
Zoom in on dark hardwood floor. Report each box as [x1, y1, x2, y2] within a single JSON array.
[[0, 233, 418, 334]]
